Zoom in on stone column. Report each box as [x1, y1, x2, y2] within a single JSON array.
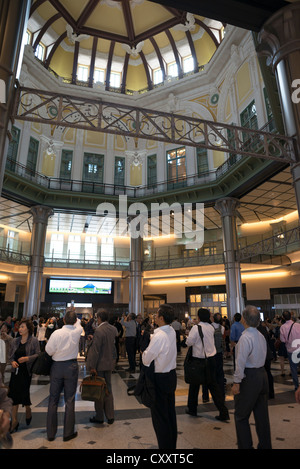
[[0, 0, 31, 193], [129, 236, 144, 317], [215, 197, 244, 321], [23, 205, 53, 317], [257, 2, 300, 214]]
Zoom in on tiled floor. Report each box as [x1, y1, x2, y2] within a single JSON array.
[[3, 350, 300, 451]]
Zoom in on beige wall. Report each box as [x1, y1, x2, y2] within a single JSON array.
[[0, 264, 299, 309]]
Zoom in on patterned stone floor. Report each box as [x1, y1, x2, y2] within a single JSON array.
[[2, 349, 300, 452]]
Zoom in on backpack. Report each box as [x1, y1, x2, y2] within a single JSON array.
[[214, 324, 223, 353]]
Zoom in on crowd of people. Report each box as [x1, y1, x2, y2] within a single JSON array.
[[0, 305, 300, 450]]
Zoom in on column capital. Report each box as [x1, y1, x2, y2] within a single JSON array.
[[30, 205, 54, 225], [214, 197, 240, 218], [257, 2, 300, 70]]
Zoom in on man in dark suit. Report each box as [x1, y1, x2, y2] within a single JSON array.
[[86, 309, 118, 424]]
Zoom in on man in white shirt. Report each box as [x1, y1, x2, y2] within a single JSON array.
[[185, 308, 229, 421], [232, 305, 272, 449], [142, 304, 177, 449], [45, 310, 82, 442]]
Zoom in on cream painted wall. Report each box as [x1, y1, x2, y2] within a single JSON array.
[[193, 33, 217, 67], [245, 273, 300, 301], [130, 163, 143, 186], [144, 282, 186, 304], [4, 280, 27, 302], [236, 62, 252, 105], [143, 272, 300, 304], [50, 47, 74, 80]]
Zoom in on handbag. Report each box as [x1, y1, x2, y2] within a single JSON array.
[[184, 325, 211, 386], [31, 351, 53, 376], [80, 374, 108, 402]]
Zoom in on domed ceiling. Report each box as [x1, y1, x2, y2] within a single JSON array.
[[27, 0, 224, 93]]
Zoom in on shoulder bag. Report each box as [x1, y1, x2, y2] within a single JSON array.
[[184, 325, 211, 386]]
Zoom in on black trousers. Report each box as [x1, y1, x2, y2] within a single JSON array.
[[175, 330, 181, 352], [187, 356, 228, 418], [150, 369, 177, 449], [125, 336, 136, 370], [234, 367, 272, 449], [202, 351, 226, 400]]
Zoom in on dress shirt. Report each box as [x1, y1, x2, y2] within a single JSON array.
[[142, 325, 176, 373], [280, 320, 300, 353], [233, 327, 267, 383], [230, 321, 245, 343], [120, 318, 136, 337], [45, 318, 82, 361], [186, 322, 216, 358]]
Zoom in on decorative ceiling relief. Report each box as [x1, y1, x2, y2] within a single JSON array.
[[66, 24, 90, 44]]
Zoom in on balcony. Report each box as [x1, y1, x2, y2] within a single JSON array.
[[237, 225, 300, 262], [1, 224, 298, 271], [3, 145, 271, 211]]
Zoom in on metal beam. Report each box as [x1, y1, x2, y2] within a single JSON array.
[[13, 86, 297, 164], [148, 0, 289, 32]]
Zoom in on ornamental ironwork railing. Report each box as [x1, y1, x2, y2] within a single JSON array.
[[143, 253, 225, 270], [5, 156, 216, 197], [44, 256, 130, 270], [0, 247, 31, 266], [1, 227, 299, 269], [13, 86, 297, 164], [237, 225, 300, 261]]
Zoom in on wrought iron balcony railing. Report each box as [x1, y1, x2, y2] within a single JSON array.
[[0, 247, 31, 266], [5, 156, 216, 198], [44, 256, 130, 270], [143, 252, 225, 270], [237, 225, 300, 261], [5, 119, 277, 200], [1, 226, 299, 270]]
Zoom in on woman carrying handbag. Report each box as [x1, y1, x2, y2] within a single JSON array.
[[8, 318, 40, 432]]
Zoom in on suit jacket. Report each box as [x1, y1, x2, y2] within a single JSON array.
[[9, 335, 40, 375], [86, 322, 118, 372]]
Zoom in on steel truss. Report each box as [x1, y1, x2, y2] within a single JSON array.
[[13, 86, 297, 164]]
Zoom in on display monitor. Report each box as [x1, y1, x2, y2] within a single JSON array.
[[48, 279, 112, 295]]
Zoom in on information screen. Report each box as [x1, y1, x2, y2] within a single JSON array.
[[49, 279, 112, 295]]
